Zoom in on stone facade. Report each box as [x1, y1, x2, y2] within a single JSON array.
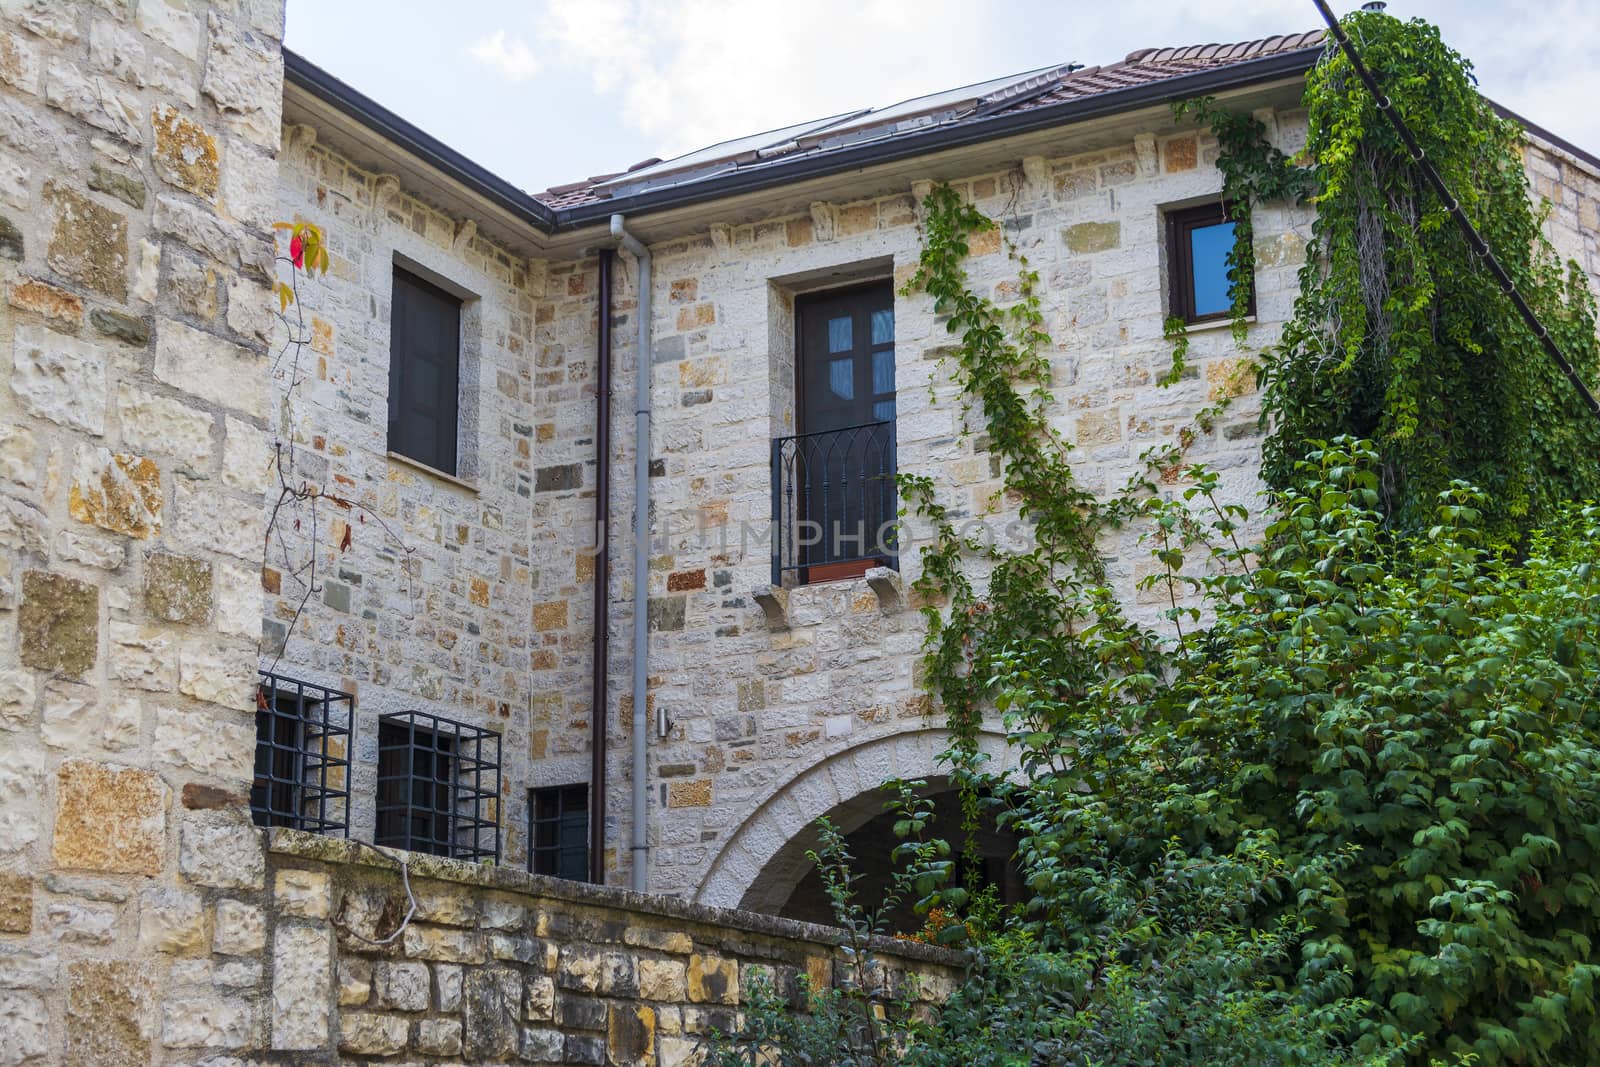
[[0, 1, 288, 1064], [268, 121, 544, 855], [585, 121, 1317, 898], [266, 828, 960, 1066], [5, 4, 1600, 1062], [1527, 130, 1600, 306], [227, 31, 1600, 906]]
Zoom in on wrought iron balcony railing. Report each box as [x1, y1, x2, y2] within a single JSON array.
[[771, 419, 898, 586]]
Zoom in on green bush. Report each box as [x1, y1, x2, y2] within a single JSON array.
[[994, 441, 1600, 1064], [901, 843, 1381, 1067]]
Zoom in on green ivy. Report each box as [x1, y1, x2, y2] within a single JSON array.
[[899, 183, 1176, 877], [992, 443, 1600, 1064], [1260, 11, 1600, 532], [1172, 96, 1317, 342]]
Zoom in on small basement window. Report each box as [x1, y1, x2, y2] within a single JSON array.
[[250, 672, 352, 836], [1166, 202, 1255, 324], [388, 266, 463, 475], [529, 784, 590, 881], [375, 711, 500, 862]]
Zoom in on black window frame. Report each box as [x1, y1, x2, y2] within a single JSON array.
[[375, 711, 500, 862], [250, 672, 352, 837], [528, 784, 591, 882], [1166, 201, 1256, 325], [387, 265, 463, 475]]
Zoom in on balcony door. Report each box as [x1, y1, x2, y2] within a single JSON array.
[[793, 282, 897, 582]]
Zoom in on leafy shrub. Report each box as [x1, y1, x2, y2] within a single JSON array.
[[993, 441, 1600, 1064]]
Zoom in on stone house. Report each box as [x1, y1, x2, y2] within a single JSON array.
[[265, 27, 1600, 910], [1, 2, 1598, 1063]]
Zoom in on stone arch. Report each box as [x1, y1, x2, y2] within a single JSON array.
[[693, 726, 1018, 912]]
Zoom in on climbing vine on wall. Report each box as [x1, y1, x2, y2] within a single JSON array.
[[1171, 96, 1317, 345], [899, 9, 1600, 911], [1260, 11, 1600, 532], [263, 220, 416, 675], [899, 186, 1245, 880]]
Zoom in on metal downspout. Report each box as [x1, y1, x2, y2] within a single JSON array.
[[610, 215, 652, 893], [588, 249, 613, 885]]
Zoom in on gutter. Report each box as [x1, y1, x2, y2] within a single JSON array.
[[281, 49, 558, 231], [287, 45, 1600, 236], [610, 215, 653, 894], [589, 249, 613, 885], [283, 46, 1322, 236]]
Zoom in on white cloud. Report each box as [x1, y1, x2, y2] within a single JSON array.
[[469, 30, 540, 82], [535, 0, 998, 159]]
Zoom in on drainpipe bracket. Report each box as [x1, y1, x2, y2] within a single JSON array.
[[752, 585, 790, 630], [865, 567, 904, 612]]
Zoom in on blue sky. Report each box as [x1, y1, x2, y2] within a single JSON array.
[[284, 1, 1600, 195]]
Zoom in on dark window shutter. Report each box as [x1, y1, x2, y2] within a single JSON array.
[[387, 268, 462, 474]]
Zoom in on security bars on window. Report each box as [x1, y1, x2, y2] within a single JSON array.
[[375, 710, 501, 862], [529, 784, 590, 881], [251, 672, 353, 836]]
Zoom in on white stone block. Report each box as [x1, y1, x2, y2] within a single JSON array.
[[0, 671, 35, 732], [117, 387, 216, 468], [212, 899, 265, 955], [41, 683, 139, 752], [154, 319, 264, 415], [271, 868, 329, 919], [0, 991, 48, 1066], [161, 989, 255, 1049], [138, 886, 206, 953], [136, 0, 202, 60], [154, 704, 252, 778], [12, 325, 106, 435], [178, 811, 264, 890]]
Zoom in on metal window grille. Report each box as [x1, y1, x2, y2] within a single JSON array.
[[375, 711, 500, 862], [771, 419, 898, 586], [250, 672, 352, 836], [529, 784, 590, 881]]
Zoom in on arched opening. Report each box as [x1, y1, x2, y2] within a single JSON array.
[[694, 727, 1025, 931], [771, 777, 1025, 932]]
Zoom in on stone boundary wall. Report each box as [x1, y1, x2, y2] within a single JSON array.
[[265, 828, 964, 1065]]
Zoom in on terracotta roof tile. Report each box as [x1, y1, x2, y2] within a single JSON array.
[[986, 29, 1325, 115]]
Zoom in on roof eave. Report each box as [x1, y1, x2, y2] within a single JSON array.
[[282, 48, 560, 232], [281, 44, 1326, 239], [551, 45, 1324, 231]]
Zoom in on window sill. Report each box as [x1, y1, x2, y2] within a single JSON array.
[[1173, 315, 1257, 336], [386, 451, 479, 494]]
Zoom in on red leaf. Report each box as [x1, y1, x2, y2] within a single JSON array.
[[339, 525, 352, 552], [289, 233, 304, 269]]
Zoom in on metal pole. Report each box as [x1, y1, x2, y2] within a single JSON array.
[[1310, 0, 1600, 422], [588, 248, 613, 885]]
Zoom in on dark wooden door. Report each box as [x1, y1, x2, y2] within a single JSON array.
[[795, 283, 896, 580]]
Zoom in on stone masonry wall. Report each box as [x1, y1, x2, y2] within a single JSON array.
[[265, 828, 962, 1066], [1527, 134, 1600, 304], [529, 111, 1321, 900], [541, 116, 1600, 905], [0, 0, 288, 1063], [268, 126, 544, 859]]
